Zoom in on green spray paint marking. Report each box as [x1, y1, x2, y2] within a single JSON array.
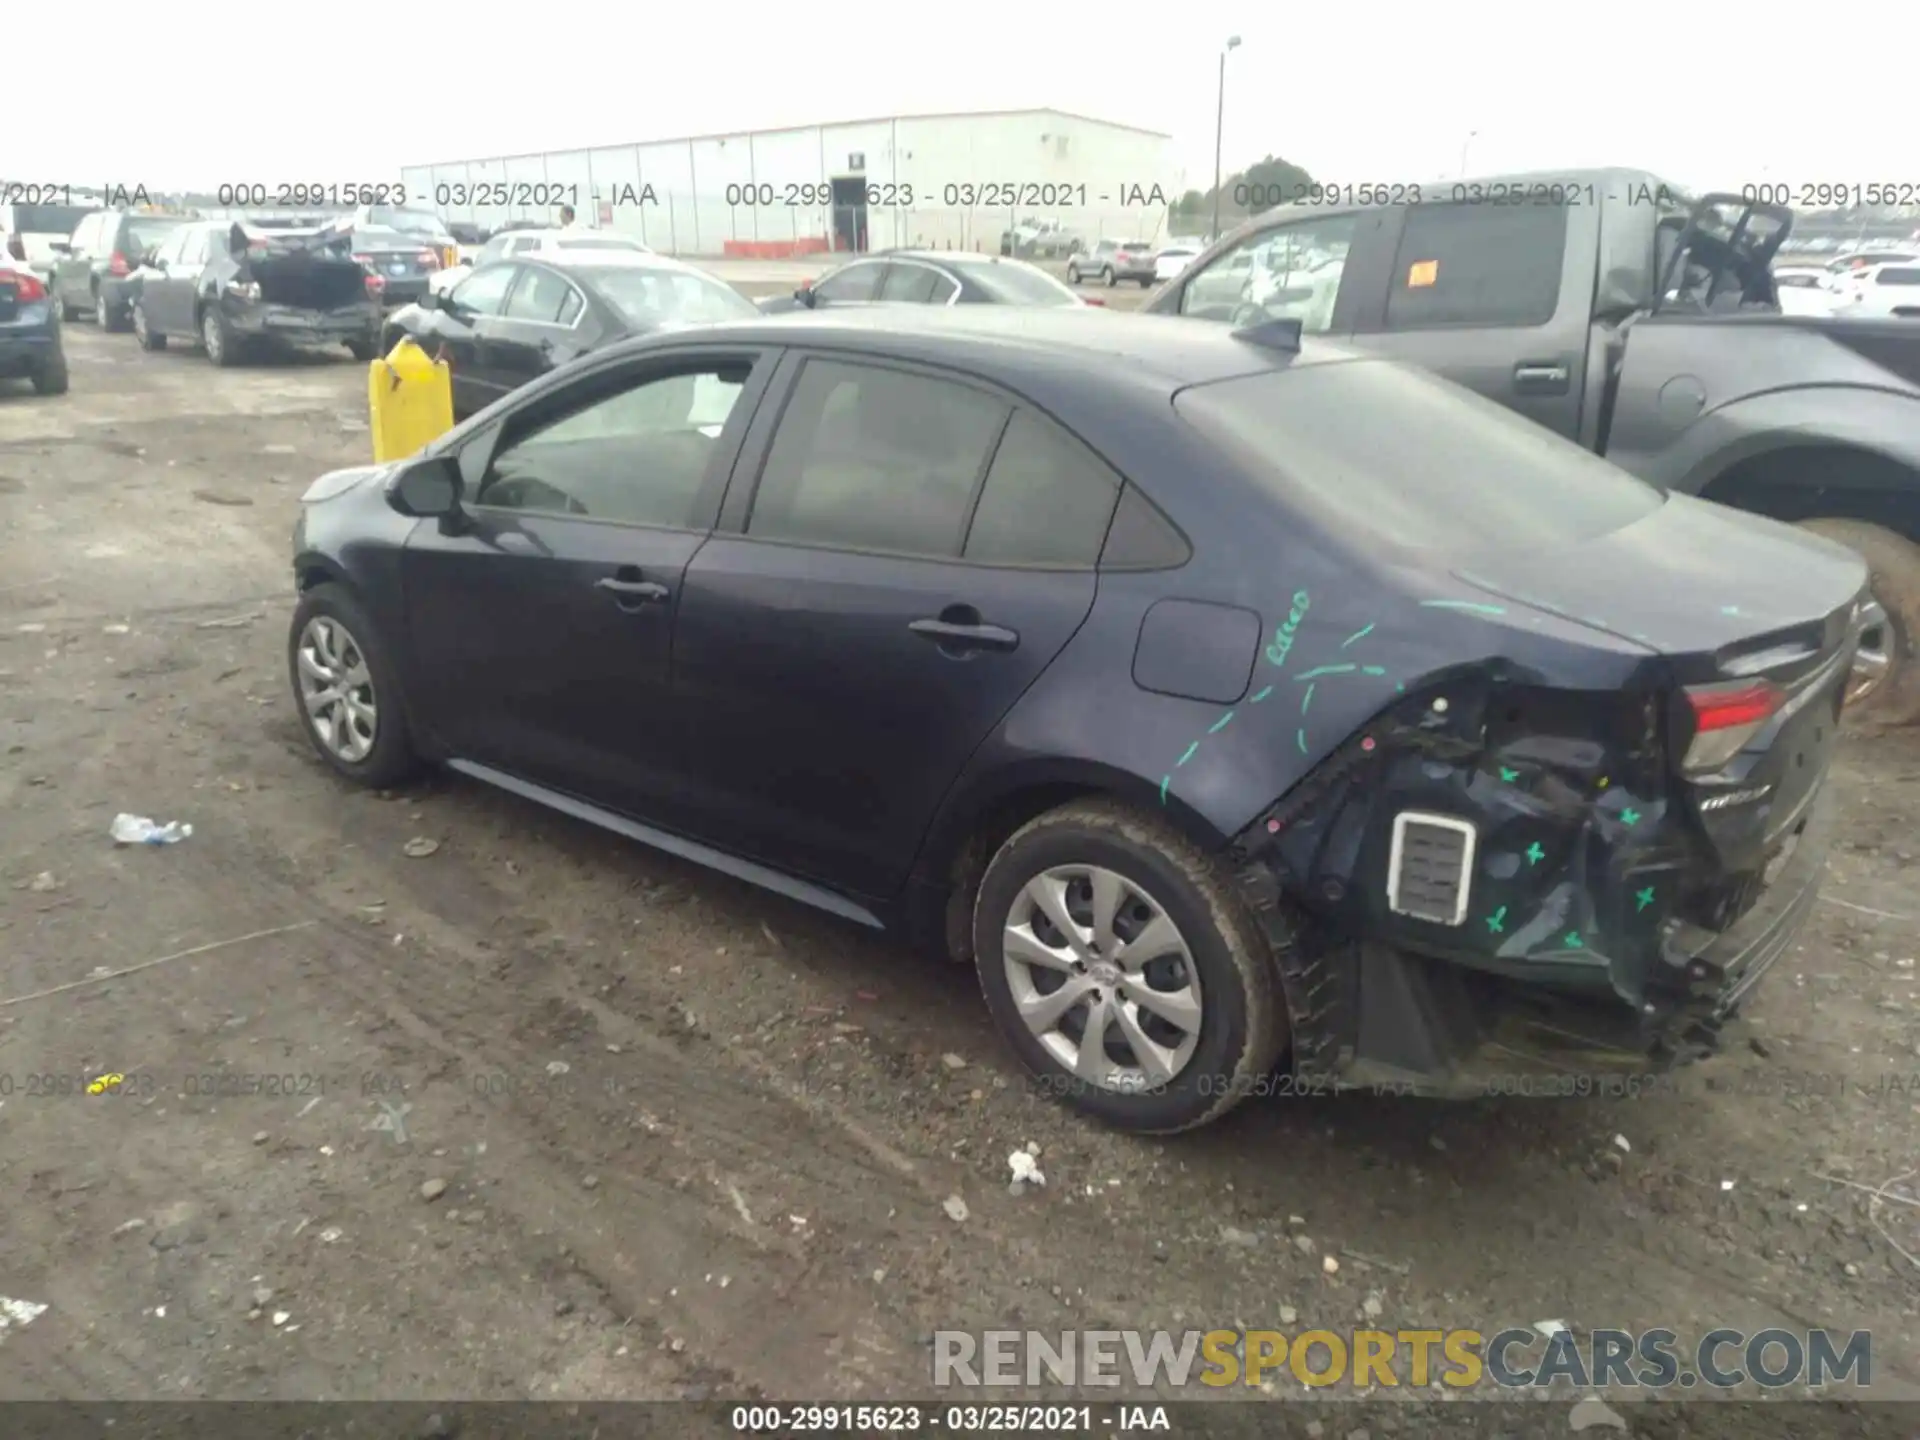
[[1395, 683, 1405, 693], [1499, 767, 1519, 783], [1419, 600, 1507, 616], [1486, 906, 1507, 935], [1301, 682, 1316, 717], [1265, 590, 1312, 670], [1635, 886, 1655, 912], [1159, 775, 1171, 805], [1563, 931, 1584, 949], [1209, 710, 1235, 734], [1250, 685, 1274, 703], [1525, 842, 1545, 865], [1361, 665, 1387, 677], [1297, 664, 1356, 681], [1176, 741, 1199, 767], [1340, 623, 1375, 649], [1619, 807, 1642, 827], [1296, 729, 1308, 754], [1720, 605, 1742, 617]]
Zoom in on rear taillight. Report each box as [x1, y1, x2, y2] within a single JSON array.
[[1082, 296, 1106, 306], [365, 273, 386, 298], [109, 250, 130, 276], [9, 272, 46, 302], [417, 249, 440, 271], [1682, 680, 1784, 773]]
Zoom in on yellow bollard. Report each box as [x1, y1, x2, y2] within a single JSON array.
[[369, 337, 455, 464]]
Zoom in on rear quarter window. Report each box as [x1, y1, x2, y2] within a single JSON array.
[[1173, 359, 1663, 557]]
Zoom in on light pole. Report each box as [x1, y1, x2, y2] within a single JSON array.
[[1211, 35, 1242, 243], [1459, 130, 1478, 178]]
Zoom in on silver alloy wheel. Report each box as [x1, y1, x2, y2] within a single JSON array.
[[94, 290, 111, 328], [202, 310, 223, 362], [133, 306, 148, 341], [1002, 864, 1204, 1092], [1848, 623, 1892, 707], [296, 615, 378, 763]]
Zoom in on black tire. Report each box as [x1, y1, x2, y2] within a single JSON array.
[[1798, 518, 1920, 727], [1103, 267, 1116, 288], [972, 798, 1286, 1134], [30, 347, 70, 396], [287, 583, 422, 789], [1138, 277, 1152, 288], [1066, 264, 1081, 285], [58, 294, 80, 322], [346, 336, 379, 362], [96, 288, 129, 332], [200, 306, 239, 367], [134, 305, 166, 352]]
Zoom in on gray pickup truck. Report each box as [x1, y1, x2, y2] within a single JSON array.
[[1146, 169, 1920, 724]]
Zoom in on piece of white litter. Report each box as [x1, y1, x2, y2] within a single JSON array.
[[318, 1227, 344, 1243], [271, 1312, 290, 1327], [546, 1061, 570, 1076], [1008, 1151, 1046, 1189], [297, 1096, 323, 1118], [789, 1214, 807, 1226], [1720, 1179, 1736, 1192], [1533, 1320, 1569, 1338], [153, 1306, 166, 1317], [943, 1195, 970, 1223], [1321, 1256, 1339, 1275], [1612, 1134, 1631, 1153], [0, 1298, 49, 1339], [1795, 1203, 1808, 1213], [110, 813, 193, 845], [318, 1145, 334, 1156], [103, 624, 130, 635]]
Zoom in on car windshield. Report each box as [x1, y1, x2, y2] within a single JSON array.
[[583, 266, 758, 326], [948, 259, 1080, 306], [1175, 360, 1664, 556], [368, 207, 451, 239], [125, 217, 186, 252]]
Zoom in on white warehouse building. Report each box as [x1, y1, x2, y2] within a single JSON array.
[[400, 108, 1180, 259]]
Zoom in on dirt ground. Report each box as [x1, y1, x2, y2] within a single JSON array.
[[0, 319, 1916, 1431]]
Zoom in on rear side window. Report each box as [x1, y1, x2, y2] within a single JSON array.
[[1174, 360, 1662, 556], [1876, 267, 1920, 286], [1385, 203, 1567, 328], [880, 264, 941, 303], [962, 410, 1121, 568], [749, 360, 1009, 558], [815, 263, 884, 302]]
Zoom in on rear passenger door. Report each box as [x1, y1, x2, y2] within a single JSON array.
[[671, 356, 1121, 900], [809, 260, 886, 308], [490, 264, 583, 392], [876, 259, 952, 304], [53, 213, 100, 307], [1349, 200, 1594, 439]]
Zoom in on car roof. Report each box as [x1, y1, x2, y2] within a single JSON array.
[[522, 250, 712, 278], [621, 305, 1359, 390]]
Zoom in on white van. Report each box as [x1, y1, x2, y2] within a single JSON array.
[[2, 196, 104, 269]]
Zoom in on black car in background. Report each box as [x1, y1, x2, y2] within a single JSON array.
[[382, 251, 757, 420], [286, 307, 1871, 1131], [48, 211, 190, 331], [755, 250, 1093, 314], [349, 225, 444, 309], [0, 257, 68, 396], [133, 220, 382, 365]]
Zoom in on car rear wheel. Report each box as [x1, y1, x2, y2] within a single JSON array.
[[346, 336, 378, 362], [1067, 263, 1081, 285], [1103, 266, 1116, 287], [288, 584, 421, 788], [201, 307, 238, 367], [134, 305, 165, 352], [972, 798, 1286, 1133], [58, 294, 81, 322], [30, 347, 70, 396], [1797, 517, 1920, 727]]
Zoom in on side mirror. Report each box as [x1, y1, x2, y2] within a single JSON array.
[[48, 241, 71, 255], [419, 288, 444, 311], [147, 255, 168, 271], [389, 457, 460, 518], [794, 285, 815, 308]]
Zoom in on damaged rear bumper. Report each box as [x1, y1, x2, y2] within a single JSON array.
[[1228, 721, 1835, 1100], [222, 298, 379, 346]]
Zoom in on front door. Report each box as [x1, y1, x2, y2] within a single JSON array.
[[422, 263, 519, 417], [143, 227, 200, 334], [401, 348, 772, 818], [672, 355, 1119, 900]]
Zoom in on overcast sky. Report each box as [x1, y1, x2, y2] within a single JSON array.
[[11, 2, 1912, 194]]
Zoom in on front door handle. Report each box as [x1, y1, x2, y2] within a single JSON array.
[[909, 616, 1019, 654], [1514, 361, 1571, 394]]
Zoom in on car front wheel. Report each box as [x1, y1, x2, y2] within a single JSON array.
[[134, 305, 165, 351], [201, 307, 238, 366], [288, 584, 421, 788], [972, 798, 1286, 1133], [1067, 264, 1081, 285]]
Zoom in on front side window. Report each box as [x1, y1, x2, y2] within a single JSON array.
[[584, 267, 757, 327], [815, 263, 884, 302], [503, 266, 573, 322], [475, 362, 752, 526], [1385, 203, 1568, 329], [1179, 215, 1357, 330], [449, 264, 517, 316], [747, 359, 1009, 558]]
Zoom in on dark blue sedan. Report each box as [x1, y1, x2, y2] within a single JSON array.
[[0, 259, 69, 396]]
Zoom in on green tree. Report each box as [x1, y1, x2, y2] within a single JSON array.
[[1199, 155, 1318, 227]]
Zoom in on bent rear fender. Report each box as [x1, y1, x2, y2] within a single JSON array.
[[1221, 654, 1781, 1087]]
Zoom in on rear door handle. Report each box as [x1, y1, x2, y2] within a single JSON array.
[[1514, 361, 1571, 394], [909, 618, 1020, 653], [596, 575, 669, 603]]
